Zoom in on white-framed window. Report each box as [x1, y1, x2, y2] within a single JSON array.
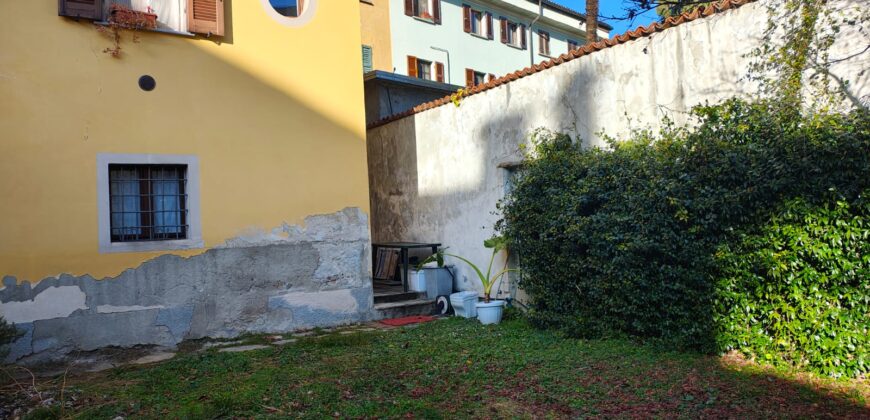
[[538, 30, 551, 56], [417, 59, 432, 80], [97, 153, 203, 254], [470, 10, 483, 35]]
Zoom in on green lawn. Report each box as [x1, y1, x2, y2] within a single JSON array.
[[8, 316, 870, 419]]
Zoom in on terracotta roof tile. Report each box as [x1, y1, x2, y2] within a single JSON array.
[[368, 0, 756, 129]]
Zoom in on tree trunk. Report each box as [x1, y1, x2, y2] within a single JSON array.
[[586, 0, 599, 43]]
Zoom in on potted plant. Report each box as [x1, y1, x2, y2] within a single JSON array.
[[96, 4, 158, 57], [421, 236, 517, 325]]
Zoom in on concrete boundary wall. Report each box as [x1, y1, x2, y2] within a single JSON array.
[[1, 208, 375, 364], [366, 0, 869, 296]]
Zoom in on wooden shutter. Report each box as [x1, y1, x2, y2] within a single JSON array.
[[188, 0, 225, 36], [462, 5, 471, 33], [407, 56, 418, 78], [298, 0, 305, 14], [404, 0, 413, 16], [58, 0, 102, 20], [362, 45, 373, 73], [486, 13, 493, 39], [465, 68, 474, 87], [520, 24, 527, 49], [433, 0, 441, 24], [435, 62, 445, 83], [500, 18, 508, 43]]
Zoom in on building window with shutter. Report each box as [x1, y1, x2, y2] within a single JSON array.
[[362, 45, 373, 73], [405, 0, 440, 23], [97, 154, 202, 254], [59, 0, 226, 36], [465, 68, 487, 87], [462, 6, 493, 39], [538, 30, 550, 56], [501, 19, 525, 49]]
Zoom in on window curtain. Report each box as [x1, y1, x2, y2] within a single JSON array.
[[153, 167, 182, 236], [110, 168, 141, 237]]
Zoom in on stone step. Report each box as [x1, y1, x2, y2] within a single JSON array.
[[373, 290, 425, 304], [374, 298, 435, 319]]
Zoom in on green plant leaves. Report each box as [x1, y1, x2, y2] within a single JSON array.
[[498, 99, 870, 377]]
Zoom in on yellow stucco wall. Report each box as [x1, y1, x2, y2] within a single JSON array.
[[359, 0, 393, 72], [0, 1, 370, 283]]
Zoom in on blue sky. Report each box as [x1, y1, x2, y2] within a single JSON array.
[[553, 1, 660, 37]]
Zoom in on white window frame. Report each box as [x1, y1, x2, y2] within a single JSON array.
[[470, 9, 484, 36], [417, 59, 433, 80], [97, 153, 203, 254], [506, 22, 520, 47]]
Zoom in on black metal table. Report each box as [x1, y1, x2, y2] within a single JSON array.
[[372, 242, 441, 292]]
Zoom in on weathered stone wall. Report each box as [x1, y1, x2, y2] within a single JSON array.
[[366, 0, 870, 296], [1, 208, 374, 364]]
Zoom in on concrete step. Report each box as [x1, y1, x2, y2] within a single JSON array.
[[374, 298, 435, 319], [373, 290, 425, 304]]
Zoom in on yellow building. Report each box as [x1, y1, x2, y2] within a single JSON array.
[[0, 0, 375, 363], [360, 0, 394, 72]]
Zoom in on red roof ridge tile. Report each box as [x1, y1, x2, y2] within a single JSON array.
[[367, 0, 757, 129]]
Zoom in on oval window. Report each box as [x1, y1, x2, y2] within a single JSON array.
[[263, 0, 315, 26], [269, 0, 304, 17]]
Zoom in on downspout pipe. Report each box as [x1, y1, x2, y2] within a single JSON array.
[[430, 46, 451, 84], [529, 0, 543, 66]]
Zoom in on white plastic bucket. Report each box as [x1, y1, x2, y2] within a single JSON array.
[[475, 300, 505, 325], [408, 269, 426, 292]]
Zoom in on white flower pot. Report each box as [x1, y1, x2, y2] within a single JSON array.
[[475, 300, 505, 325]]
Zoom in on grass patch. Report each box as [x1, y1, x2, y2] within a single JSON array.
[[5, 318, 869, 418]]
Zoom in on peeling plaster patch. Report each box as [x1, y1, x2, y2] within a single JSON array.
[[215, 207, 370, 249], [269, 289, 359, 314], [97, 305, 165, 314], [0, 286, 88, 323]]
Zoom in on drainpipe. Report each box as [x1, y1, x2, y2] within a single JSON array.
[[430, 46, 451, 84], [529, 0, 543, 66]]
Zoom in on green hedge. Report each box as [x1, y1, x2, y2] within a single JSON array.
[[498, 99, 869, 377]]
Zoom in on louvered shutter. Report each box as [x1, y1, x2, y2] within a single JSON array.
[[58, 0, 102, 20], [435, 62, 445, 83], [433, 0, 441, 24], [462, 5, 471, 33], [500, 18, 508, 43], [486, 13, 493, 39], [188, 0, 225, 36], [404, 0, 413, 16], [465, 69, 474, 87], [407, 56, 418, 78], [520, 24, 527, 49], [362, 45, 373, 73]]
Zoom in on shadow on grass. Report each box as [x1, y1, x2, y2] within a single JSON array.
[[2, 318, 867, 419]]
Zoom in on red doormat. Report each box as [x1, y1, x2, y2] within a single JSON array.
[[380, 315, 436, 327]]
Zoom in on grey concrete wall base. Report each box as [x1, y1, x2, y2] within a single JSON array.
[[1, 208, 375, 364]]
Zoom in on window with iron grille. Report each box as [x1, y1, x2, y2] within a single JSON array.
[[109, 164, 188, 242]]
